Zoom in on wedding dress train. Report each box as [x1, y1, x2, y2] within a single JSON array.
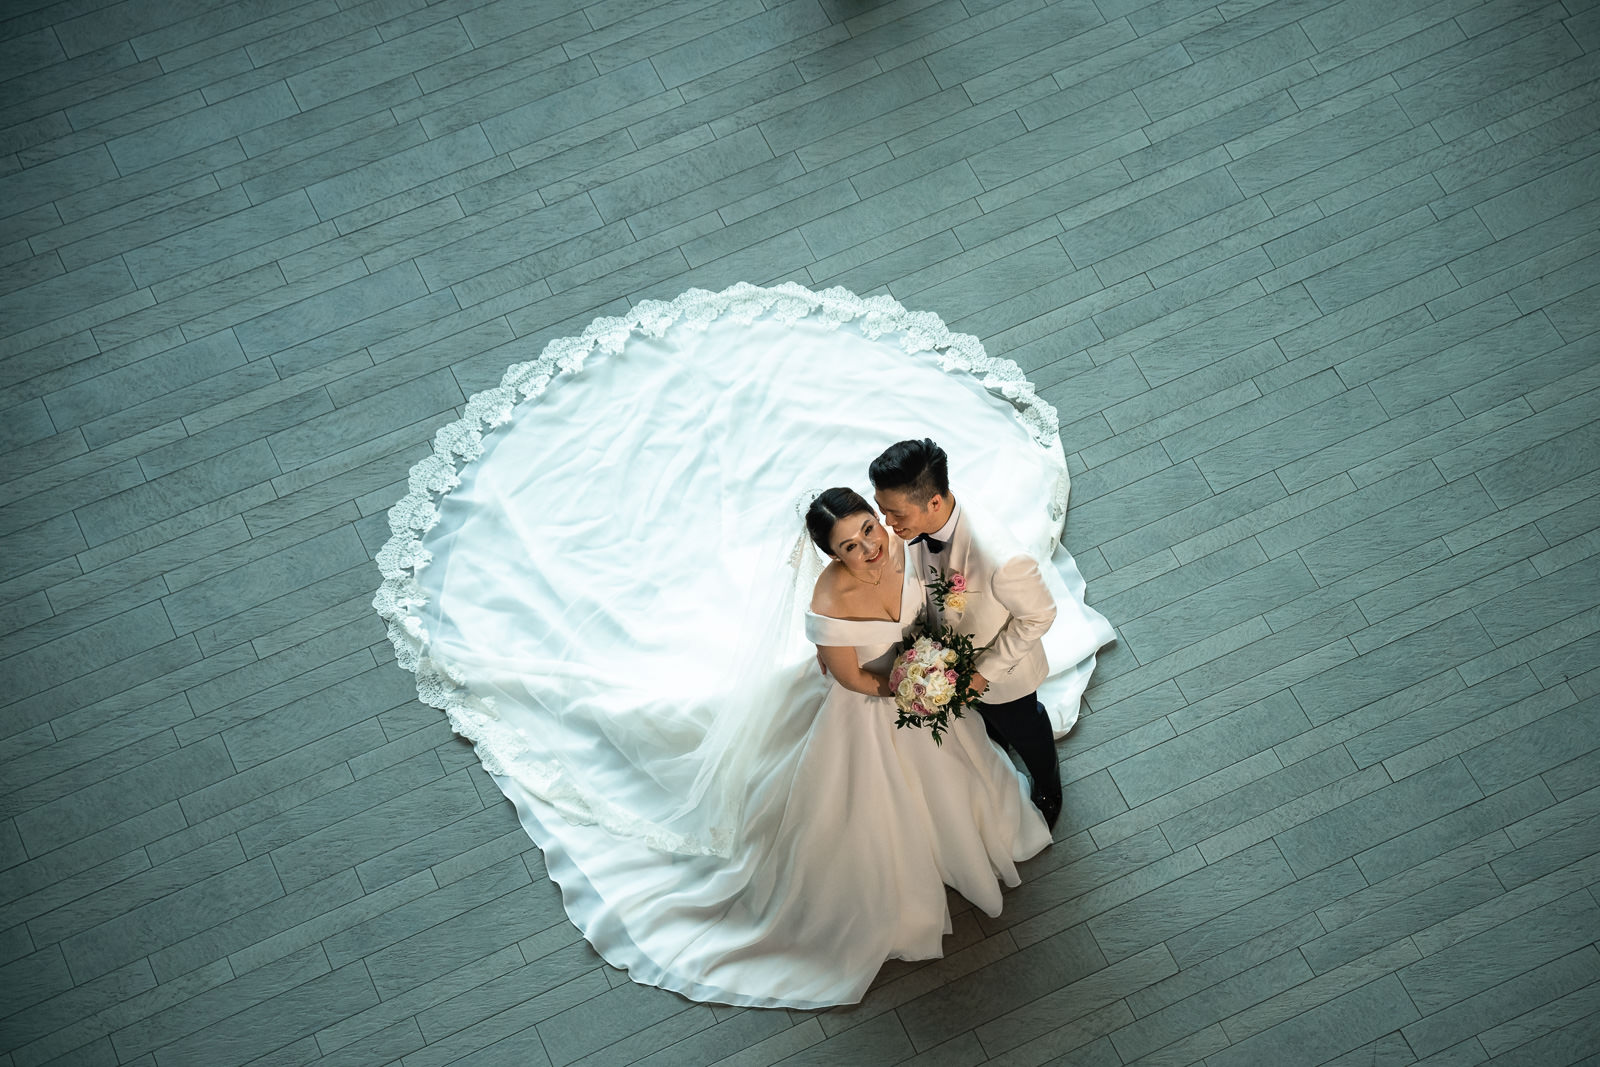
[[372, 283, 1115, 1008], [493, 542, 1050, 1008]]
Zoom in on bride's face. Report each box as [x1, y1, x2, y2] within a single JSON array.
[[828, 511, 890, 574]]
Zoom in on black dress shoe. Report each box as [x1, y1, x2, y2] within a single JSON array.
[[1032, 791, 1061, 830]]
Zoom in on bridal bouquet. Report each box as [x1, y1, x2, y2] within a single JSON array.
[[889, 626, 986, 745]]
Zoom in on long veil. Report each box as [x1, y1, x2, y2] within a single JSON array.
[[378, 283, 1105, 859], [413, 408, 836, 857]]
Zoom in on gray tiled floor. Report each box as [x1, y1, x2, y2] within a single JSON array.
[[1, 0, 1597, 1062]]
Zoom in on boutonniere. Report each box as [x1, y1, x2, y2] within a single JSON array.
[[928, 567, 968, 613]]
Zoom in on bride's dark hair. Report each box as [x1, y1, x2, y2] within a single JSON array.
[[805, 488, 873, 557]]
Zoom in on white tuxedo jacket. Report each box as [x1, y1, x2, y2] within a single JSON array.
[[911, 504, 1056, 705]]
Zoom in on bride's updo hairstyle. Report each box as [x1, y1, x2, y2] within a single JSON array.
[[805, 488, 873, 557]]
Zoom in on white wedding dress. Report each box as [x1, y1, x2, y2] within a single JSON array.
[[372, 283, 1115, 1009], [494, 541, 1051, 1008]]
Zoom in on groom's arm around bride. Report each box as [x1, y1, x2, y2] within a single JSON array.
[[968, 547, 1056, 701]]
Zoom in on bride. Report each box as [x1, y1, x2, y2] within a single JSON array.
[[806, 485, 1055, 925], [372, 282, 1114, 1009]]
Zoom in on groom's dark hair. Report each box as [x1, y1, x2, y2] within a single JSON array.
[[869, 438, 950, 502]]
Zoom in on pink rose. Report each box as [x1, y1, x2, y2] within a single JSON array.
[[945, 669, 958, 683], [914, 702, 930, 716], [903, 650, 916, 662], [950, 573, 967, 592], [891, 666, 905, 686], [914, 682, 926, 696]]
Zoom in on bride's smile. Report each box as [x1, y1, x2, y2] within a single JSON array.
[[825, 511, 893, 580]]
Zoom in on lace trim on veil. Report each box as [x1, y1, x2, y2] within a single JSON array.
[[370, 281, 1069, 855]]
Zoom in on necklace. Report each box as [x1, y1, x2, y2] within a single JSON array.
[[847, 566, 882, 586], [847, 546, 895, 587]]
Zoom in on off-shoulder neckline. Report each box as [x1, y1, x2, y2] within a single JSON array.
[[808, 542, 911, 625]]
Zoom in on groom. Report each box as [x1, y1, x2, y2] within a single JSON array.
[[870, 438, 1064, 829]]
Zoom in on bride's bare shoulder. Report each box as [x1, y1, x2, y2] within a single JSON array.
[[810, 561, 847, 613]]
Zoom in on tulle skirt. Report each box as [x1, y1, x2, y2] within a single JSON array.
[[495, 681, 1053, 1009]]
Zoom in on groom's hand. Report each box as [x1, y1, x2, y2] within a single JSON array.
[[971, 672, 989, 697]]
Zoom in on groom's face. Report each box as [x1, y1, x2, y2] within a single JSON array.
[[874, 488, 944, 540]]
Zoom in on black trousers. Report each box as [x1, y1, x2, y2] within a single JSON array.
[[976, 691, 1062, 802]]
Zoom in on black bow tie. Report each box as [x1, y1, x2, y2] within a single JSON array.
[[910, 533, 948, 554]]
